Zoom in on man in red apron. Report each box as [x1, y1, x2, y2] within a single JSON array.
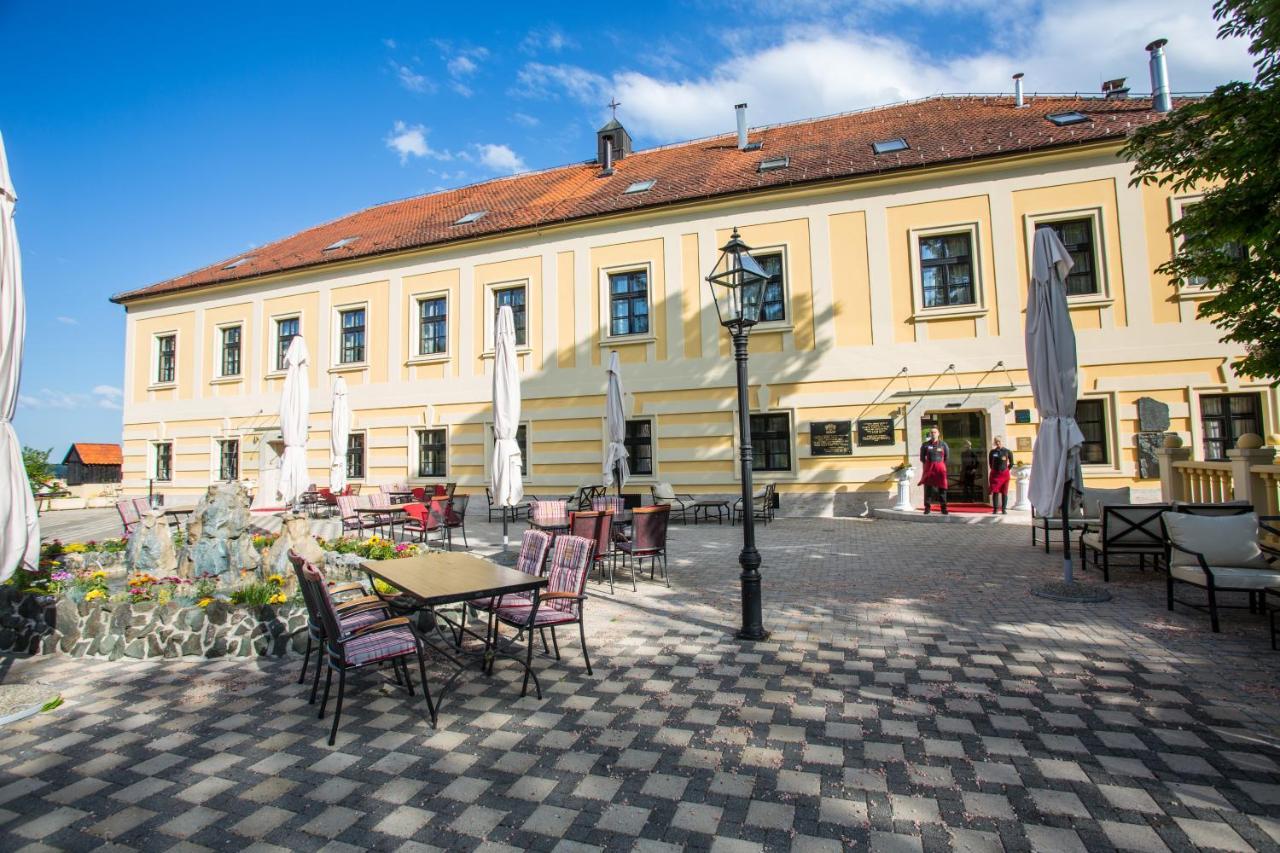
[[988, 436, 1014, 514], [918, 427, 950, 515]]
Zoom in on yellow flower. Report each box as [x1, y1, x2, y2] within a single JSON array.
[[266, 574, 285, 586], [197, 597, 213, 608], [84, 589, 105, 601], [268, 593, 287, 605], [90, 570, 106, 580]]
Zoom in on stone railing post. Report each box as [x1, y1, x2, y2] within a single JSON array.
[[1227, 445, 1276, 510], [1011, 464, 1031, 511], [1156, 446, 1192, 503]]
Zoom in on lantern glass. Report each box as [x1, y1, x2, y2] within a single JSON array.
[[706, 229, 769, 329]]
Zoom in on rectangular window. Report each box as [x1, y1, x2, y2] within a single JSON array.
[[154, 442, 172, 481], [276, 317, 299, 371], [346, 432, 365, 479], [218, 439, 239, 481], [339, 308, 366, 364], [608, 270, 649, 337], [495, 286, 527, 347], [1201, 392, 1262, 461], [418, 297, 448, 355], [754, 252, 787, 323], [1075, 399, 1109, 465], [624, 419, 653, 476], [749, 413, 792, 472], [918, 233, 975, 308], [156, 335, 176, 384], [220, 326, 241, 377], [1044, 218, 1099, 296], [417, 428, 447, 478], [1179, 200, 1247, 289]]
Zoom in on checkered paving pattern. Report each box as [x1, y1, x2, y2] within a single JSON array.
[[3, 516, 1280, 851]]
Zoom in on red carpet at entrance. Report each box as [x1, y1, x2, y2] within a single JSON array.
[[918, 502, 998, 514]]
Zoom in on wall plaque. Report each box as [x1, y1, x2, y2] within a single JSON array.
[[1136, 397, 1170, 433], [1136, 432, 1163, 479], [810, 421, 853, 456], [856, 418, 896, 448], [1016, 436, 1033, 452], [1014, 409, 1032, 424]]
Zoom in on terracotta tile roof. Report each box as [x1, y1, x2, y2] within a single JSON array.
[[113, 95, 1178, 303], [67, 443, 123, 466]]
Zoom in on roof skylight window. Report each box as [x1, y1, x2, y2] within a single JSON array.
[[1046, 111, 1089, 126], [871, 137, 909, 155], [758, 156, 790, 173], [624, 179, 656, 194], [453, 211, 488, 225], [322, 237, 358, 251], [223, 256, 255, 270]]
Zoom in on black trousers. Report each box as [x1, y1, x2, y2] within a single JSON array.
[[924, 486, 948, 510]]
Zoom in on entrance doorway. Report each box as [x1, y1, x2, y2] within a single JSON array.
[[921, 411, 988, 502]]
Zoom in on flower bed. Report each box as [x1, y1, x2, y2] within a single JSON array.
[[0, 536, 420, 659]]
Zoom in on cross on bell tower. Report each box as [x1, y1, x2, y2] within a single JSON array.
[[607, 98, 621, 120], [596, 99, 632, 167]]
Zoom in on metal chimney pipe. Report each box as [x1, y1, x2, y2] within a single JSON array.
[[1013, 72, 1025, 108], [1146, 38, 1172, 113], [603, 136, 613, 174], [735, 103, 748, 150]]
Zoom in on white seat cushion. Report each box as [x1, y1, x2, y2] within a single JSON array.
[[1170, 564, 1280, 589], [1081, 531, 1102, 550], [1164, 511, 1270, 569], [653, 483, 676, 500]]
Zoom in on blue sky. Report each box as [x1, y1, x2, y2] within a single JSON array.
[[1, 0, 1251, 456]]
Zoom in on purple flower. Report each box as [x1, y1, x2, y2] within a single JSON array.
[[50, 571, 72, 581]]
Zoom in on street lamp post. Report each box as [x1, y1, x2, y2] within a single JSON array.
[[706, 228, 770, 641]]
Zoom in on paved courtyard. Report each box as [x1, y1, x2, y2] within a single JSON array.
[[3, 514, 1280, 851]]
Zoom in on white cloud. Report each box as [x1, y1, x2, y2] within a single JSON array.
[[476, 143, 527, 174], [382, 37, 397, 49], [521, 26, 576, 54], [515, 1, 1254, 142], [385, 121, 452, 164], [55, 316, 77, 325], [93, 385, 122, 399], [390, 61, 431, 93], [512, 112, 541, 127], [448, 55, 478, 77], [20, 384, 123, 411]]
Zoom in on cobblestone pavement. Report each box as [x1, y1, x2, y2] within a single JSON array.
[[3, 516, 1280, 852]]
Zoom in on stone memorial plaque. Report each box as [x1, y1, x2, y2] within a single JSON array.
[[810, 420, 853, 456], [1016, 436, 1032, 452], [1136, 432, 1163, 479], [856, 418, 896, 448], [1136, 397, 1170, 433]]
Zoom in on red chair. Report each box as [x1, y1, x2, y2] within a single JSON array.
[[116, 499, 141, 537], [411, 487, 427, 502], [445, 494, 470, 549], [569, 510, 615, 594], [433, 484, 448, 497], [616, 505, 671, 588], [401, 502, 447, 548]]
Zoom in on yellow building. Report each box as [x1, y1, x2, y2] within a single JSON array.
[[112, 95, 1273, 513]]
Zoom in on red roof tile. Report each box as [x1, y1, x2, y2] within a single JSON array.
[[68, 443, 123, 466], [113, 95, 1177, 303]]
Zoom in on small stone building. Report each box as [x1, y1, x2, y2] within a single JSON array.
[[62, 443, 123, 486]]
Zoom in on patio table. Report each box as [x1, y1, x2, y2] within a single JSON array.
[[355, 505, 410, 538], [162, 508, 194, 529], [359, 552, 549, 707], [530, 509, 632, 535], [691, 500, 730, 525], [387, 490, 415, 504]]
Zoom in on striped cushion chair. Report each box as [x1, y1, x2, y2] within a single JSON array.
[[591, 496, 625, 515], [116, 499, 141, 537], [337, 495, 380, 536], [292, 552, 435, 744], [530, 500, 567, 525], [494, 533, 594, 696], [469, 529, 552, 614], [288, 554, 387, 700]]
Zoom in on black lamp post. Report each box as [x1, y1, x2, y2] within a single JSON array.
[[706, 228, 770, 641]]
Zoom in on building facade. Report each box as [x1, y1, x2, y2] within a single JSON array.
[[112, 95, 1273, 513]]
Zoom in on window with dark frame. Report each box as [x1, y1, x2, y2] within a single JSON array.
[[1201, 392, 1262, 461], [276, 317, 299, 371], [218, 439, 239, 481], [1075, 399, 1109, 465], [918, 233, 975, 308], [1180, 200, 1248, 289], [624, 419, 653, 476], [754, 252, 786, 322], [220, 326, 241, 377], [154, 442, 172, 481], [493, 424, 529, 475], [1044, 219, 1099, 296], [418, 296, 447, 355], [417, 428, 447, 478], [339, 308, 366, 364], [494, 286, 527, 347], [156, 335, 176, 383], [750, 413, 792, 472], [608, 270, 650, 337], [346, 433, 365, 479]]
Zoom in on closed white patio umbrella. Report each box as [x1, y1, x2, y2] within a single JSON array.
[[492, 305, 523, 549], [0, 131, 38, 583], [602, 350, 629, 496], [278, 335, 311, 510], [1025, 226, 1085, 584], [329, 376, 349, 495]]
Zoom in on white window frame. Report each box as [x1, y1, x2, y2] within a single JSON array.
[[213, 322, 243, 381], [599, 262, 656, 344], [908, 222, 987, 320], [482, 280, 531, 356], [1024, 206, 1111, 306], [609, 415, 657, 481], [745, 244, 793, 331], [151, 440, 174, 482], [151, 331, 178, 389], [483, 421, 531, 480], [732, 408, 798, 480], [269, 312, 302, 377], [408, 290, 451, 364], [345, 430, 366, 481], [331, 300, 370, 371], [413, 426, 450, 480]]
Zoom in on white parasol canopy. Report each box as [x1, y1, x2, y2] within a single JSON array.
[[277, 335, 311, 508], [602, 350, 629, 491], [329, 376, 349, 494], [1025, 226, 1084, 528], [491, 306, 524, 516], [0, 131, 38, 583]]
